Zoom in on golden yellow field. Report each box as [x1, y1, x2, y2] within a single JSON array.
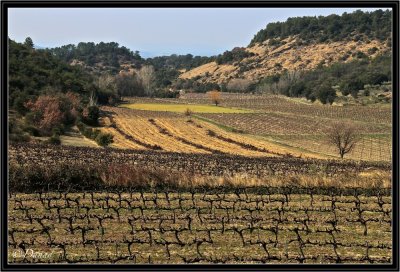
[[100, 106, 314, 158]]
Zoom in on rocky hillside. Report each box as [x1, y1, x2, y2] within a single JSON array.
[[179, 10, 392, 84]]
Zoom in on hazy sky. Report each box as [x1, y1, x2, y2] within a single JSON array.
[[8, 7, 384, 57]]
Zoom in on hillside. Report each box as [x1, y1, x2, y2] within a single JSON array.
[[180, 37, 389, 84], [179, 10, 392, 85], [9, 38, 96, 114], [48, 42, 144, 75], [8, 38, 115, 146]]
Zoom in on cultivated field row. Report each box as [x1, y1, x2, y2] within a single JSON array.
[[180, 94, 392, 124], [115, 95, 392, 162], [198, 112, 391, 135], [274, 135, 392, 162], [100, 107, 298, 157], [9, 143, 390, 178], [8, 190, 392, 264]]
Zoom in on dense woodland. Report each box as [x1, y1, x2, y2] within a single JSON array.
[[48, 42, 142, 70], [250, 9, 392, 45], [146, 54, 214, 70]]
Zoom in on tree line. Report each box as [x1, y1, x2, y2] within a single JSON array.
[[48, 42, 142, 69], [250, 9, 392, 46], [215, 47, 255, 65]]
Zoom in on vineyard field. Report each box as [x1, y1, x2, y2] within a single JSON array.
[[10, 143, 390, 178], [8, 93, 393, 265], [197, 112, 391, 136], [180, 93, 392, 124], [8, 140, 392, 264], [94, 94, 393, 162], [8, 189, 392, 264], [272, 134, 392, 162], [121, 103, 252, 113]]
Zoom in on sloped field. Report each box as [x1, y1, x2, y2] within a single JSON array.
[[100, 106, 302, 158]]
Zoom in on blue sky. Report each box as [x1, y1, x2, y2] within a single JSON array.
[[8, 8, 384, 57]]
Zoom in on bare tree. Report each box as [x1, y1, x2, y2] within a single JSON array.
[[115, 73, 144, 99], [97, 74, 116, 94], [326, 122, 360, 159], [255, 70, 303, 95], [137, 65, 155, 97], [88, 91, 98, 107], [226, 78, 253, 92]]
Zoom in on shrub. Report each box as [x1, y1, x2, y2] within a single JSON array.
[[91, 129, 101, 140], [207, 130, 217, 137], [9, 163, 102, 193], [355, 51, 367, 59], [95, 132, 114, 147], [9, 133, 30, 142], [82, 127, 94, 138], [23, 126, 40, 136], [367, 47, 378, 55], [45, 134, 61, 145], [24, 95, 65, 135], [51, 126, 64, 136], [83, 105, 100, 126], [76, 121, 111, 146], [216, 47, 255, 65], [340, 78, 364, 96], [268, 38, 282, 47], [13, 95, 29, 115]]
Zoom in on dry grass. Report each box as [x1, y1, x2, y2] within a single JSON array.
[[60, 135, 99, 148], [9, 159, 391, 193], [86, 163, 393, 190]]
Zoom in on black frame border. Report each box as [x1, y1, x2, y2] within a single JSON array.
[[1, 1, 399, 271]]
